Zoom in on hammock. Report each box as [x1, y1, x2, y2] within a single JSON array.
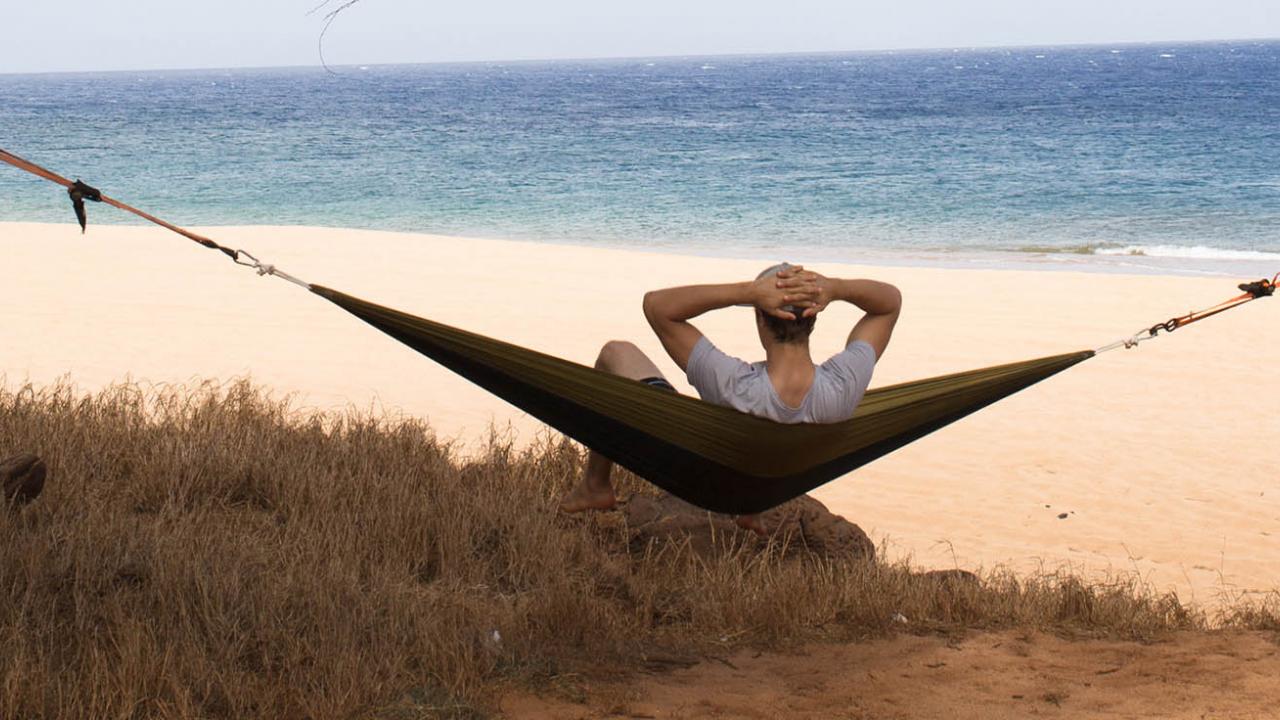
[[314, 285, 1092, 512], [2, 148, 1274, 513]]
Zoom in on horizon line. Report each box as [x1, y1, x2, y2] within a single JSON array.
[[3, 34, 1278, 77]]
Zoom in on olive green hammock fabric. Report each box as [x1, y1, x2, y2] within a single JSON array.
[[311, 285, 1093, 515]]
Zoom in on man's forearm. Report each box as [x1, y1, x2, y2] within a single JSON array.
[[830, 278, 902, 315], [643, 282, 753, 324]]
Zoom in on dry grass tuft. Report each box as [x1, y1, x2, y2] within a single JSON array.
[[1, 379, 1274, 718]]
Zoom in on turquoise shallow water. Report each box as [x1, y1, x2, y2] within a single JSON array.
[[2, 41, 1278, 275]]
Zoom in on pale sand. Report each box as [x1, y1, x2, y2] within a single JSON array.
[[3, 222, 1277, 605]]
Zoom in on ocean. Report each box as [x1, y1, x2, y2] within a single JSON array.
[[2, 41, 1278, 276]]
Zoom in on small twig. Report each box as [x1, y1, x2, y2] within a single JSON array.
[[307, 0, 365, 75], [705, 654, 738, 670]]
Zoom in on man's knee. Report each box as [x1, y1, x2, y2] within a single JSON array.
[[597, 340, 641, 370]]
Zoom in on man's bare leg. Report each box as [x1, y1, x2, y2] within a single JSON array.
[[557, 341, 767, 532], [559, 340, 667, 513]]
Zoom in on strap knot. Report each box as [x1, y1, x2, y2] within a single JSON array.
[[1238, 279, 1275, 299], [67, 179, 103, 233]]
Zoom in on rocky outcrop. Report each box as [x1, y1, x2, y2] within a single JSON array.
[[622, 492, 874, 560], [2, 453, 46, 506]]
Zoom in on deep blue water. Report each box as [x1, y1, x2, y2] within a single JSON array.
[[2, 41, 1279, 273]]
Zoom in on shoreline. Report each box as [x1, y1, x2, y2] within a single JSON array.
[[2, 221, 1277, 605], [5, 219, 1277, 279]]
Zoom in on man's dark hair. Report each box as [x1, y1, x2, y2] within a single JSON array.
[[758, 310, 816, 344]]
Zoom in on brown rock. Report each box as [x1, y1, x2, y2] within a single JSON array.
[[2, 453, 46, 506], [622, 492, 874, 560]]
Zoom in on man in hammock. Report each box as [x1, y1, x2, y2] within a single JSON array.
[[559, 263, 902, 532]]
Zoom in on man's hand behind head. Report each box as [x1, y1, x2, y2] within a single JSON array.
[[751, 265, 820, 320], [776, 267, 833, 318]]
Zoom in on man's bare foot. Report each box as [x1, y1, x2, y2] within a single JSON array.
[[734, 513, 768, 536], [558, 484, 617, 513]]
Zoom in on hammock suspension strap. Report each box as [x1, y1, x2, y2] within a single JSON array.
[[1095, 273, 1275, 354], [0, 147, 310, 289]]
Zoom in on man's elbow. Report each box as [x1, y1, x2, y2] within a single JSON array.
[[642, 290, 665, 326], [882, 284, 903, 315]]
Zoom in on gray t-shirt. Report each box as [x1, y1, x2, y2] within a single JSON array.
[[686, 336, 877, 424]]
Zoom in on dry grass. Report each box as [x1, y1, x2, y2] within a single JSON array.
[[1, 379, 1275, 719]]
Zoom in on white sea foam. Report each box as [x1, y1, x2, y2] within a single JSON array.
[[1093, 245, 1280, 261]]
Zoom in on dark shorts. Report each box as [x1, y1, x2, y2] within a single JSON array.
[[638, 376, 677, 393]]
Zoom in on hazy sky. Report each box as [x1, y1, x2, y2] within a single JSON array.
[[3, 0, 1278, 74]]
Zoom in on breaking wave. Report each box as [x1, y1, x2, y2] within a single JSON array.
[[1091, 245, 1280, 261], [1017, 244, 1280, 261]]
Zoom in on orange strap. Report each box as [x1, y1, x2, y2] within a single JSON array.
[[1147, 273, 1276, 337], [0, 147, 239, 261]]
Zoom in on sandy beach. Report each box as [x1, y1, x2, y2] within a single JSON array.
[[3, 221, 1276, 605]]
